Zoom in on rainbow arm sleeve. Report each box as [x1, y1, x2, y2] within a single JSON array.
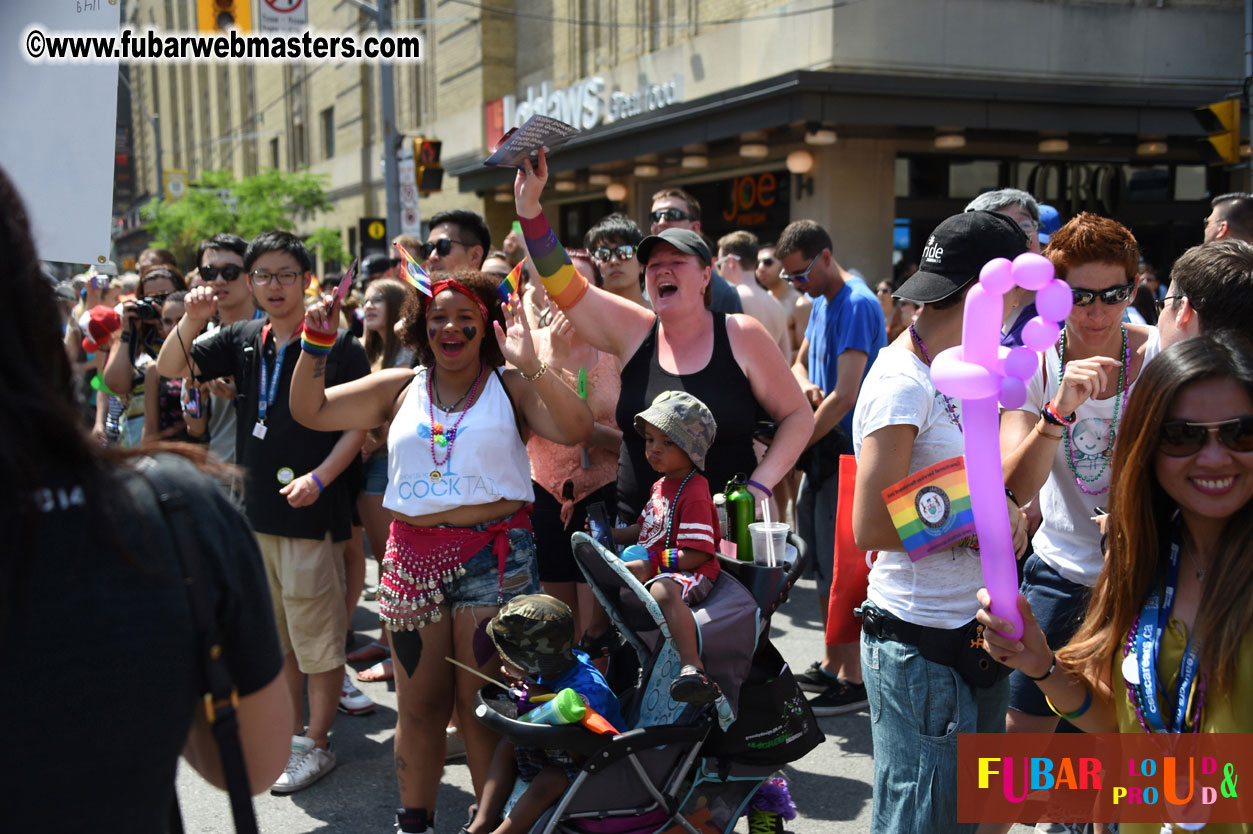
[[518, 210, 588, 310]]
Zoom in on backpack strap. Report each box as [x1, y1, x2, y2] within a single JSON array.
[[134, 456, 259, 834]]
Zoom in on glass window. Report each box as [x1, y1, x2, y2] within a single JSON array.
[[894, 158, 910, 198], [320, 107, 334, 160], [1174, 165, 1207, 201], [948, 160, 1000, 199]]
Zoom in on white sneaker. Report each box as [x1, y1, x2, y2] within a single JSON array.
[[271, 735, 336, 794], [339, 672, 375, 715]]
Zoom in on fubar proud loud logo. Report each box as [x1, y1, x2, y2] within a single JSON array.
[[957, 733, 1249, 827]]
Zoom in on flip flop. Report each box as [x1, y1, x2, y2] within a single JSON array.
[[347, 641, 390, 663], [357, 659, 394, 682]]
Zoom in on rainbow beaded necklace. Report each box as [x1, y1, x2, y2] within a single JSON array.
[[426, 363, 485, 480]]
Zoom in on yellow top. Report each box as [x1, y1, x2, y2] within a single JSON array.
[[1113, 618, 1253, 834]]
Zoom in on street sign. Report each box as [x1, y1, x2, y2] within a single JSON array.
[[256, 0, 308, 35], [359, 216, 387, 254], [164, 169, 188, 201]]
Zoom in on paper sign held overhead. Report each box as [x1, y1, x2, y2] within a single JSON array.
[[484, 115, 579, 169]]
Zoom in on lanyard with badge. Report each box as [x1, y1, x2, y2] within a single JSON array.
[[253, 322, 303, 440], [1133, 528, 1203, 734]]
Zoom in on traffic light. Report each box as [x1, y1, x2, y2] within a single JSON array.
[[197, 0, 251, 33], [1195, 99, 1241, 166], [415, 137, 444, 193]]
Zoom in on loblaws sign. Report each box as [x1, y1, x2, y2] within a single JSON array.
[[486, 73, 685, 142]]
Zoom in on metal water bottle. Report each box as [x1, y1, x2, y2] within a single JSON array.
[[724, 473, 754, 562]]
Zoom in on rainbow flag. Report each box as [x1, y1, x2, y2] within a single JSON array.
[[395, 243, 432, 297], [880, 456, 976, 561], [498, 259, 524, 305]]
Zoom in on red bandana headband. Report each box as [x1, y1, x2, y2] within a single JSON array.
[[428, 278, 491, 326]]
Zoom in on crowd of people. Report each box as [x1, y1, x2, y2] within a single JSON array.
[[13, 142, 1253, 834]]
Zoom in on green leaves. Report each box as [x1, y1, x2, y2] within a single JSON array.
[[141, 168, 347, 268]]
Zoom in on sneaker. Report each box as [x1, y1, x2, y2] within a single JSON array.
[[362, 584, 378, 601], [339, 672, 375, 715], [271, 735, 336, 794], [747, 809, 784, 834], [793, 660, 840, 693], [807, 679, 868, 716], [669, 664, 720, 704]]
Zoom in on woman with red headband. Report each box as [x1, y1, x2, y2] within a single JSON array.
[[289, 271, 593, 834]]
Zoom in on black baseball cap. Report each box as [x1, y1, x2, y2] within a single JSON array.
[[635, 227, 712, 267], [895, 211, 1028, 304], [362, 253, 397, 276]]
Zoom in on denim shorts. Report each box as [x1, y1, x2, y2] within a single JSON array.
[[1008, 554, 1091, 717], [862, 615, 1010, 834], [362, 453, 389, 496], [442, 524, 540, 613]]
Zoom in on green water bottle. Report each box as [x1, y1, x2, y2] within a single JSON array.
[[725, 473, 754, 562], [519, 688, 587, 726]]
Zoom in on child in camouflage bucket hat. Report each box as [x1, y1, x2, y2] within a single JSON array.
[[466, 595, 624, 834], [618, 391, 723, 704]]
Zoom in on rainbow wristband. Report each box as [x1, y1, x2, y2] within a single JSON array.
[[1045, 687, 1092, 721], [659, 548, 681, 572], [301, 329, 336, 356]]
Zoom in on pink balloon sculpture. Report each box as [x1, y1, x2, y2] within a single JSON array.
[[931, 253, 1072, 640]]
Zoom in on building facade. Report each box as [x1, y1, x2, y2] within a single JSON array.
[[120, 0, 1247, 278]]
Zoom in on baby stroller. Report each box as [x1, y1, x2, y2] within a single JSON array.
[[472, 532, 823, 834]]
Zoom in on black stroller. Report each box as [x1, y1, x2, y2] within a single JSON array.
[[472, 532, 823, 834]]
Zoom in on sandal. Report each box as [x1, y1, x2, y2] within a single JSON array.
[[669, 664, 719, 704], [346, 640, 390, 663], [357, 659, 394, 682], [576, 628, 622, 659]]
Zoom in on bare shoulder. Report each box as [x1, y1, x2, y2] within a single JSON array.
[[725, 312, 772, 345]]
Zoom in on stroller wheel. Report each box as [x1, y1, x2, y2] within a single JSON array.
[[669, 665, 720, 704]]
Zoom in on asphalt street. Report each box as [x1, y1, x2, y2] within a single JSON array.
[[174, 564, 1034, 833]]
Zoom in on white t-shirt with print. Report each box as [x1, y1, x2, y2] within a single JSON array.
[[852, 346, 984, 629], [1021, 326, 1161, 587]]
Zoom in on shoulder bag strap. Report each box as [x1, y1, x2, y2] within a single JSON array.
[[134, 457, 259, 834]]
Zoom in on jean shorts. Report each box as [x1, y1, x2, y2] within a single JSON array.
[[442, 524, 540, 614], [362, 453, 389, 496], [1008, 553, 1091, 717]]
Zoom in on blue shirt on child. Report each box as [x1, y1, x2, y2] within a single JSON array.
[[537, 649, 626, 732]]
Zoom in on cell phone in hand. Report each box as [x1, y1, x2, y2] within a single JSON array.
[[586, 501, 615, 551]]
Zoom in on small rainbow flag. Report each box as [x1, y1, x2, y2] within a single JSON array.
[[497, 259, 524, 305], [396, 242, 432, 297], [880, 456, 976, 561]]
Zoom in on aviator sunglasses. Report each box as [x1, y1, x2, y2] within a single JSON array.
[[1158, 416, 1253, 457], [1070, 283, 1136, 307], [200, 264, 245, 282], [649, 208, 694, 223], [592, 244, 637, 263]]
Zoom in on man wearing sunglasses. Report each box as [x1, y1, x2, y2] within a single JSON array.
[[1157, 238, 1253, 347], [648, 187, 741, 315], [424, 209, 492, 273], [775, 218, 886, 717], [755, 242, 811, 362], [192, 233, 256, 468]]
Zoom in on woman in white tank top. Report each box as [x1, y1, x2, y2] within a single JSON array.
[[289, 271, 593, 834]]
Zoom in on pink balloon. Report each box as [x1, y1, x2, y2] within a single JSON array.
[[1000, 377, 1027, 411], [1001, 346, 1037, 380], [1021, 318, 1061, 353], [932, 349, 1000, 400], [979, 258, 1015, 295], [1035, 278, 1074, 322], [1011, 252, 1054, 291]]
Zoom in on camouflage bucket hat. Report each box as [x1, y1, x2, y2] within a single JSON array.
[[486, 594, 576, 679], [633, 390, 717, 471]]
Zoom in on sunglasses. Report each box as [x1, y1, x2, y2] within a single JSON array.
[[781, 251, 824, 285], [1156, 295, 1185, 314], [421, 238, 476, 259], [1070, 283, 1135, 307], [592, 244, 637, 263], [649, 208, 694, 223], [758, 257, 775, 267], [200, 264, 245, 282], [1159, 416, 1253, 457]]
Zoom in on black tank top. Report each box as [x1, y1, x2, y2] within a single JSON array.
[[615, 314, 759, 522]]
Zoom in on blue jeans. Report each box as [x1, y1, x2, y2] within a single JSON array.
[[862, 624, 1010, 834], [1009, 554, 1091, 716]]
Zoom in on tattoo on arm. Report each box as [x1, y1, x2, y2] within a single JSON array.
[[313, 356, 326, 380]]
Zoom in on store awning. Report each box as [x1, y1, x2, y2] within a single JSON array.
[[447, 69, 1235, 193]]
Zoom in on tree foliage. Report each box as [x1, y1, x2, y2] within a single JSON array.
[[142, 169, 348, 269]]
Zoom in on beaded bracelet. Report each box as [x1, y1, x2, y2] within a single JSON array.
[[1045, 687, 1092, 721], [747, 479, 773, 499], [301, 329, 336, 356], [658, 548, 681, 572], [309, 472, 325, 492]]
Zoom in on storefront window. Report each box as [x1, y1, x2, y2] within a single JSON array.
[[948, 160, 1000, 199]]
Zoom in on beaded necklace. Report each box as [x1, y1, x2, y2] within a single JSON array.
[[431, 366, 473, 412], [427, 363, 485, 480], [909, 323, 962, 430], [1057, 325, 1128, 496]]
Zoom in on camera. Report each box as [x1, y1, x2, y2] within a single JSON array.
[[133, 296, 164, 321]]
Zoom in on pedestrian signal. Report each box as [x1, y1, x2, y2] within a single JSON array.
[[414, 137, 444, 193], [198, 0, 251, 32]]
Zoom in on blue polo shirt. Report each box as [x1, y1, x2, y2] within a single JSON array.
[[805, 276, 887, 434]]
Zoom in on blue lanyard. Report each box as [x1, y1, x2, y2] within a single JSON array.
[[257, 323, 298, 424], [1136, 525, 1202, 733]]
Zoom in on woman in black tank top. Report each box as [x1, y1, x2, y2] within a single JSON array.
[[615, 315, 759, 521]]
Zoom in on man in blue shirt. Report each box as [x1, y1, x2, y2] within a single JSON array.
[[776, 220, 886, 716]]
